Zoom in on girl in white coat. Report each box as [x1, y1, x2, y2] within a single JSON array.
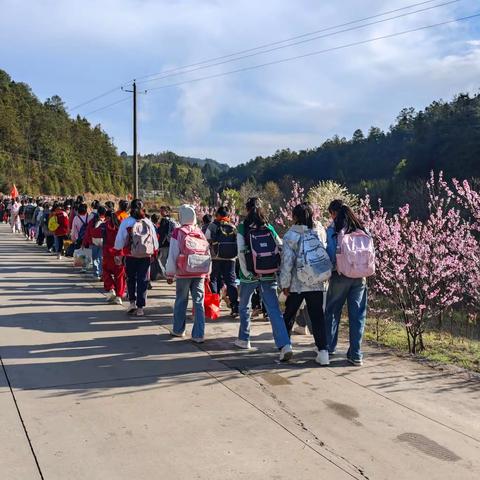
[[279, 202, 331, 365]]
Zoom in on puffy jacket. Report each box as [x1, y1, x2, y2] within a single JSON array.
[[279, 224, 328, 293], [54, 210, 69, 236]]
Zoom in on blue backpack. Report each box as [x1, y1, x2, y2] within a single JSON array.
[[77, 215, 89, 243]]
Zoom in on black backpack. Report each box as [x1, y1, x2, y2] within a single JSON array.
[[244, 223, 280, 274], [212, 221, 238, 259]]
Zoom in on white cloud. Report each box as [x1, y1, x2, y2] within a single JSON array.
[[1, 0, 479, 164]]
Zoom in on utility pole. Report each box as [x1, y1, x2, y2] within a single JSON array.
[[123, 81, 146, 199], [133, 81, 138, 198]]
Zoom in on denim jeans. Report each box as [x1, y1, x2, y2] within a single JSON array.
[[54, 235, 65, 254], [125, 257, 151, 308], [239, 280, 291, 349], [158, 246, 169, 278], [91, 245, 103, 277], [325, 272, 367, 360], [210, 260, 238, 310], [173, 277, 205, 339]]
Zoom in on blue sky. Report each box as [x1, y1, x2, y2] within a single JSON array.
[[1, 0, 479, 165]]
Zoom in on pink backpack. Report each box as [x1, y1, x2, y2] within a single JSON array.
[[177, 227, 211, 276], [336, 229, 375, 278], [130, 220, 155, 258]]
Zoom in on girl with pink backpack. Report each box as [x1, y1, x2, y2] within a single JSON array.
[[325, 200, 375, 366], [166, 205, 211, 343]]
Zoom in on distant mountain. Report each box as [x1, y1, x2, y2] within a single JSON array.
[[183, 156, 230, 172]]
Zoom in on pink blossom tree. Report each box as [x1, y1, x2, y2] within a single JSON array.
[[361, 172, 479, 353], [275, 180, 305, 231]]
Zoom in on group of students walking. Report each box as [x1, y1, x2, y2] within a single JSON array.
[[1, 193, 374, 366]]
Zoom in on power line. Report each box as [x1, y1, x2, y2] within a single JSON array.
[[68, 86, 123, 112], [135, 0, 461, 83], [82, 97, 130, 116], [136, 0, 461, 87], [146, 13, 480, 93], [69, 0, 461, 112]]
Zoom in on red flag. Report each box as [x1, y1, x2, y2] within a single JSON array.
[[10, 184, 19, 198]]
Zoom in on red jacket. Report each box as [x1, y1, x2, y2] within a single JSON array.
[[83, 217, 106, 247], [54, 210, 69, 236], [103, 218, 123, 257]]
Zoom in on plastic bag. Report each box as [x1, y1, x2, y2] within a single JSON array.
[[192, 280, 221, 320], [73, 247, 92, 267], [204, 281, 221, 320]]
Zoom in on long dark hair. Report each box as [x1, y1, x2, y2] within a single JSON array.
[[130, 199, 145, 220], [106, 209, 120, 228], [244, 197, 267, 228], [292, 202, 314, 229], [328, 199, 364, 234]]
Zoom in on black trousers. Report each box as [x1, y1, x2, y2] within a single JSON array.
[[46, 235, 55, 250], [36, 226, 45, 246], [283, 291, 327, 350]]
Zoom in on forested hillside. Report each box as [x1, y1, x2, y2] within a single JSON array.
[[122, 151, 217, 200], [0, 69, 225, 200], [1, 66, 478, 207], [0, 69, 129, 195], [221, 93, 480, 202]]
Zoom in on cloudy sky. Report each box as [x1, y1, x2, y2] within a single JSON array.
[[1, 0, 479, 165]]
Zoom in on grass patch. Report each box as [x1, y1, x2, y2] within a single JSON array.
[[364, 318, 480, 373]]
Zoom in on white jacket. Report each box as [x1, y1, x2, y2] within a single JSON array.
[[279, 224, 327, 293]]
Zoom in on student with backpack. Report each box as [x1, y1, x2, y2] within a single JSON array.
[[325, 199, 375, 366], [19, 199, 27, 236], [114, 199, 159, 316], [205, 206, 239, 317], [70, 203, 90, 248], [103, 209, 126, 305], [83, 205, 107, 280], [279, 202, 332, 365], [166, 204, 211, 342], [41, 203, 55, 251], [50, 202, 69, 259], [236, 197, 293, 361], [34, 200, 45, 246], [157, 205, 178, 278], [24, 198, 37, 240]]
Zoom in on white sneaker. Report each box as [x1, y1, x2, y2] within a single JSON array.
[[57, 254, 62, 260], [279, 344, 293, 362], [136, 308, 144, 317], [170, 330, 186, 338], [234, 339, 252, 350], [315, 349, 330, 366], [293, 325, 308, 335], [113, 296, 123, 305], [191, 337, 205, 344], [127, 302, 137, 314], [106, 290, 116, 302]]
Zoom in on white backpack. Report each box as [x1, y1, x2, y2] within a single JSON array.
[[296, 230, 332, 284], [130, 220, 155, 258]]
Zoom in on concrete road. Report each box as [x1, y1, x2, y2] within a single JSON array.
[[0, 224, 479, 479]]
